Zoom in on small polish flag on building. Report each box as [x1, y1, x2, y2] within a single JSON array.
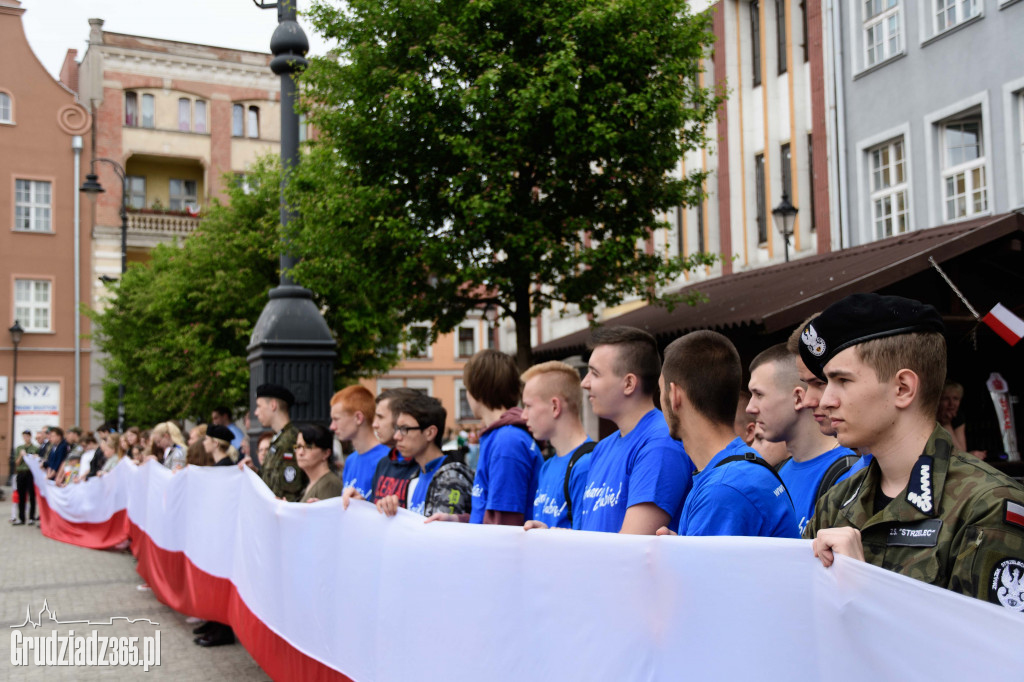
[[982, 303, 1024, 347]]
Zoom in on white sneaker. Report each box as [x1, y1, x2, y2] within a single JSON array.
[[185, 616, 203, 624], [136, 584, 151, 592]]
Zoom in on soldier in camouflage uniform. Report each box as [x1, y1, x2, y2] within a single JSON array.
[[253, 384, 308, 502], [799, 293, 1024, 613]]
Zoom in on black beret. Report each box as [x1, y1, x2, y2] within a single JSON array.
[[798, 293, 945, 380], [206, 425, 235, 443], [256, 383, 294, 407]]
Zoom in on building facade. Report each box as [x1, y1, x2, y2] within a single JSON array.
[[831, 0, 1024, 246], [1, 0, 92, 477], [73, 19, 283, 424]]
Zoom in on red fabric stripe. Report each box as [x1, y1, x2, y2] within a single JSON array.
[[982, 312, 1022, 346], [128, 522, 352, 682], [1006, 510, 1024, 528], [37, 492, 130, 550]]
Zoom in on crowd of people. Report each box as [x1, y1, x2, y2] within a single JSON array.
[[15, 292, 1024, 650]]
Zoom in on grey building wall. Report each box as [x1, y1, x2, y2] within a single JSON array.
[[834, 0, 1024, 247]]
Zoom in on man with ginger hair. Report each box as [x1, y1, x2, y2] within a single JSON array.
[[801, 293, 1024, 610], [520, 361, 594, 529], [331, 385, 389, 499]]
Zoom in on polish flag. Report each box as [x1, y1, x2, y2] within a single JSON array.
[[982, 303, 1024, 346]]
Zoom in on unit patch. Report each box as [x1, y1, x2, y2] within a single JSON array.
[[284, 466, 297, 483], [801, 324, 826, 357], [905, 456, 934, 515], [990, 558, 1024, 611]]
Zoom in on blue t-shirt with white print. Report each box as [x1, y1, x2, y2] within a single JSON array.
[[532, 440, 593, 529], [777, 445, 858, 533], [576, 410, 693, 533], [341, 443, 391, 499]]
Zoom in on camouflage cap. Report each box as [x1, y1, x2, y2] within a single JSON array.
[[798, 293, 945, 380]]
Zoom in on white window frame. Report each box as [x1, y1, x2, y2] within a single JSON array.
[[14, 179, 52, 233], [0, 91, 12, 123], [168, 179, 198, 212], [232, 104, 244, 137], [194, 100, 207, 134], [405, 378, 433, 397], [453, 379, 474, 421], [456, 324, 478, 359], [854, 122, 914, 244], [1003, 78, 1024, 210], [933, 0, 980, 34], [178, 98, 191, 132], [14, 279, 52, 332], [247, 106, 260, 139], [141, 93, 154, 129], [851, 0, 904, 75], [940, 119, 987, 221], [868, 137, 909, 239], [126, 176, 146, 210], [923, 92, 992, 226]]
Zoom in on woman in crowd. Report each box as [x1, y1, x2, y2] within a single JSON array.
[[152, 422, 188, 471], [203, 425, 238, 467], [297, 423, 343, 503], [98, 434, 124, 475], [75, 434, 100, 483], [187, 439, 213, 467]]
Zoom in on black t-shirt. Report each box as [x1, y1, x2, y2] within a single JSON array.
[[873, 489, 893, 515]]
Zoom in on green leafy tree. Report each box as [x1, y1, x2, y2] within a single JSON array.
[[295, 0, 720, 368], [88, 158, 404, 425]]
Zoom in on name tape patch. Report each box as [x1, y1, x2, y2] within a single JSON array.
[[885, 518, 943, 547]]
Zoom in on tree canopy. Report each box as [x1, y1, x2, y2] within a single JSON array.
[[88, 158, 404, 425], [294, 0, 721, 367]]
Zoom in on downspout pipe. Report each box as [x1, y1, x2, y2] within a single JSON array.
[[72, 135, 83, 426]]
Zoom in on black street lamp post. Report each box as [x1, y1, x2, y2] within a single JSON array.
[[772, 193, 799, 263], [247, 0, 336, 464], [80, 158, 128, 432], [9, 320, 24, 478]]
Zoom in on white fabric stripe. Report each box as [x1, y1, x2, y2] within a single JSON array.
[[991, 303, 1024, 338], [30, 457, 1024, 681], [1007, 500, 1024, 518]]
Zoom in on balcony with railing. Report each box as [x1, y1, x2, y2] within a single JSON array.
[[126, 209, 201, 236]]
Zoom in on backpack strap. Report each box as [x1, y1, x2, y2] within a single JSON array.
[[814, 454, 860, 504], [563, 441, 598, 526], [714, 452, 794, 509], [773, 456, 792, 473]]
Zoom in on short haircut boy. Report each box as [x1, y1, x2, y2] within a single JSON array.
[[520, 361, 584, 418], [662, 330, 741, 426], [390, 393, 447, 448], [331, 385, 377, 420], [588, 326, 661, 397]]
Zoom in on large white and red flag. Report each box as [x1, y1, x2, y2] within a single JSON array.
[[982, 303, 1024, 346]]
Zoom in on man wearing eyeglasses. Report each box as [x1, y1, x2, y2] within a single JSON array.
[[344, 393, 474, 519]]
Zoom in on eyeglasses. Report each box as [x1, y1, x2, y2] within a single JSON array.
[[394, 425, 424, 436]]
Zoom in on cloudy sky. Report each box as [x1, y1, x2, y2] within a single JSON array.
[[20, 0, 331, 79]]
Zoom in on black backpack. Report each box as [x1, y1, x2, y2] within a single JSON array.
[[562, 441, 598, 526], [715, 451, 794, 509]]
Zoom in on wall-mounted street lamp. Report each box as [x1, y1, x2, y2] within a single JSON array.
[[772, 193, 798, 263], [8, 320, 24, 476]]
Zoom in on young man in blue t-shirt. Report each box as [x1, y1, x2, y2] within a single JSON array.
[[528, 326, 692, 535], [656, 331, 798, 539], [427, 350, 543, 526], [332, 385, 390, 500], [747, 344, 857, 534], [519, 361, 592, 529]]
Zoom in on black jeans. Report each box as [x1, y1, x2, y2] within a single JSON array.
[[16, 471, 36, 523]]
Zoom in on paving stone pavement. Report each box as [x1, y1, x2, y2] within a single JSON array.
[[0, 486, 271, 681]]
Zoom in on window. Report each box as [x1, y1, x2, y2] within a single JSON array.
[[141, 94, 154, 128], [942, 119, 987, 221], [169, 179, 198, 212], [457, 326, 477, 358], [248, 106, 260, 139], [232, 104, 244, 137], [125, 92, 137, 126], [126, 176, 146, 210], [780, 143, 793, 199], [776, 0, 787, 75], [0, 92, 11, 123], [178, 98, 191, 131], [14, 279, 51, 332], [406, 324, 430, 359], [869, 138, 909, 238], [807, 133, 816, 231], [458, 387, 473, 421], [751, 1, 762, 86], [194, 100, 207, 134], [755, 153, 767, 243], [15, 179, 51, 232], [863, 0, 901, 68], [298, 113, 308, 142], [934, 0, 979, 33], [696, 202, 706, 254]]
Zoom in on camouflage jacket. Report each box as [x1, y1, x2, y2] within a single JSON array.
[[260, 422, 308, 502], [804, 424, 1024, 612]]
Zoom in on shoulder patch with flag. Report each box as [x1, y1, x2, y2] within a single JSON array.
[[982, 303, 1024, 347], [1005, 500, 1024, 531]]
